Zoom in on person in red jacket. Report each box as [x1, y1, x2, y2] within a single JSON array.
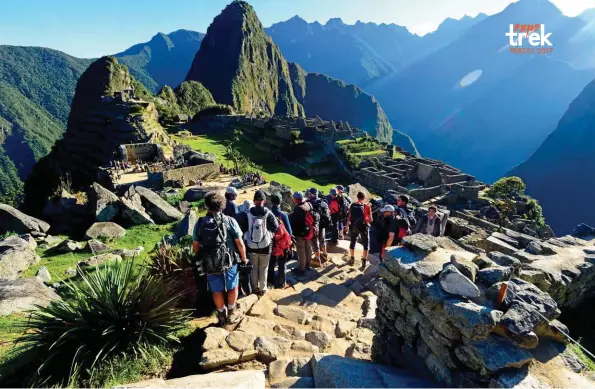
[[346, 191, 373, 269]]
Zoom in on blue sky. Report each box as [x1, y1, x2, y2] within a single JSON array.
[[0, 0, 593, 58]]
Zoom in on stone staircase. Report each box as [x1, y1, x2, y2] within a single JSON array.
[[194, 240, 432, 388]]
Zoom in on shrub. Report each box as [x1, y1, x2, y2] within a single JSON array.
[[487, 176, 526, 199], [495, 198, 516, 227], [148, 242, 196, 307], [14, 260, 190, 386], [0, 231, 17, 240], [525, 197, 545, 227]]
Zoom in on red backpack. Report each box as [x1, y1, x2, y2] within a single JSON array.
[[272, 216, 293, 257]]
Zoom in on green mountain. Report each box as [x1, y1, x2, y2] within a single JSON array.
[[23, 56, 171, 214], [0, 46, 91, 205], [115, 29, 205, 93], [510, 78, 595, 235], [185, 0, 410, 148]]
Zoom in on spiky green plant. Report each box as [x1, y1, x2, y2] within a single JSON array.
[[14, 259, 191, 386], [148, 242, 197, 307]]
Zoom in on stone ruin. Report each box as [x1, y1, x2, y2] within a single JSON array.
[[355, 153, 484, 204], [372, 228, 595, 387]]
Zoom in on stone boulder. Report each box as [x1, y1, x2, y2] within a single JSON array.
[[311, 354, 433, 388], [87, 239, 109, 254], [347, 183, 371, 204], [134, 186, 184, 223], [36, 266, 52, 283], [54, 239, 85, 254], [184, 187, 218, 202], [117, 370, 266, 389], [0, 277, 60, 315], [443, 300, 503, 340], [83, 253, 122, 267], [85, 222, 126, 240], [454, 335, 533, 375], [0, 204, 50, 234], [120, 197, 154, 226], [439, 264, 480, 298], [0, 235, 39, 280], [89, 183, 120, 222], [176, 211, 198, 239], [573, 223, 595, 238]]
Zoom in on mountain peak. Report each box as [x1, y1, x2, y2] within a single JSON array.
[[325, 17, 345, 27]]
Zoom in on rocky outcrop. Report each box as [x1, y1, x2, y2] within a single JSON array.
[[0, 204, 50, 235], [0, 277, 60, 315], [0, 235, 39, 280], [134, 186, 183, 223]]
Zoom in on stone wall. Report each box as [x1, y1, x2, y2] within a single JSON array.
[[155, 163, 219, 187], [120, 143, 163, 162], [410, 185, 443, 202], [372, 234, 572, 387]]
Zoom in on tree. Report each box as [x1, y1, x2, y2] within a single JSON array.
[[486, 176, 526, 199], [525, 197, 545, 227]]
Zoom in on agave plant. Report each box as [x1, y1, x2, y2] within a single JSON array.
[[16, 259, 191, 386]]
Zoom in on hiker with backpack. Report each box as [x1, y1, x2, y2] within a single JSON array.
[[224, 187, 239, 219], [346, 191, 373, 269], [193, 191, 248, 327], [308, 188, 331, 266], [236, 190, 279, 296], [268, 193, 293, 289], [327, 187, 350, 245], [289, 192, 314, 274], [395, 195, 416, 244], [336, 185, 351, 240]]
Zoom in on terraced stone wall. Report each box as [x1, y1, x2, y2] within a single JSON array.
[[372, 234, 573, 387]]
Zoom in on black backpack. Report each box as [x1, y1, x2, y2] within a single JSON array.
[[338, 194, 351, 218], [349, 203, 366, 228], [313, 199, 332, 229], [196, 214, 234, 274]]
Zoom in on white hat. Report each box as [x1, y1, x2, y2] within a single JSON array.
[[226, 186, 238, 195], [380, 205, 395, 213]]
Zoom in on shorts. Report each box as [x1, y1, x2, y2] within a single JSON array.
[[207, 264, 239, 293], [350, 224, 370, 251]]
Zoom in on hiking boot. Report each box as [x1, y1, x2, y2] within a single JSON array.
[[347, 257, 355, 266], [216, 308, 228, 327], [227, 306, 243, 324]]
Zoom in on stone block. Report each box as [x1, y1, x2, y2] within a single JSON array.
[[443, 300, 502, 340], [455, 335, 533, 375]]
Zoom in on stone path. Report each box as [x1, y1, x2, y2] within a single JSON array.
[[191, 237, 434, 388]]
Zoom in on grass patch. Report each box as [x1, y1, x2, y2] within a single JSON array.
[[569, 343, 595, 371], [353, 149, 386, 156], [24, 224, 176, 281], [173, 133, 340, 192]]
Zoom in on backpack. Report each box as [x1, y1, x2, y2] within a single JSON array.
[[293, 204, 314, 240], [244, 208, 273, 249], [196, 214, 234, 274], [349, 203, 366, 228], [272, 216, 292, 257], [338, 194, 351, 218], [313, 199, 332, 229]]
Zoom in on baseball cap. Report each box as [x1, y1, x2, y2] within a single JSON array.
[[330, 188, 338, 196], [380, 205, 395, 213], [271, 194, 281, 205], [336, 185, 345, 192], [226, 186, 238, 195], [254, 190, 266, 201], [293, 191, 304, 200], [309, 187, 319, 196]]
